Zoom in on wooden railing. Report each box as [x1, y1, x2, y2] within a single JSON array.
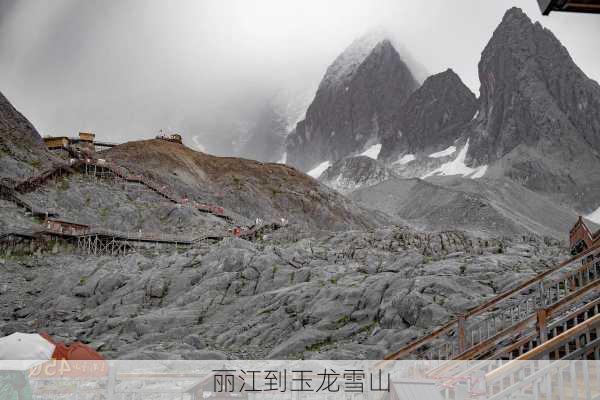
[[484, 314, 600, 400], [384, 242, 600, 361], [75, 159, 229, 218], [0, 180, 58, 217], [427, 275, 600, 379]]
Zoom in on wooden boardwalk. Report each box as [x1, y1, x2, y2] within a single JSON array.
[[379, 240, 600, 400], [0, 180, 58, 218], [0, 156, 285, 256], [384, 241, 600, 361], [72, 159, 230, 219]]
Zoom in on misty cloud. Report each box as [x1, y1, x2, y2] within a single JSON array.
[[0, 0, 598, 155]]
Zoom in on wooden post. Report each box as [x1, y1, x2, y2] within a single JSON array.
[[536, 308, 548, 344], [458, 314, 466, 354]]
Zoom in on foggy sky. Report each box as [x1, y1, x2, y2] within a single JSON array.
[[0, 0, 599, 154]]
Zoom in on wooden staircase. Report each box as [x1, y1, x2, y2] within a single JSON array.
[[382, 239, 600, 400], [385, 242, 600, 361]]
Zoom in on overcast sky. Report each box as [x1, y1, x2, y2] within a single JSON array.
[[0, 0, 598, 153]]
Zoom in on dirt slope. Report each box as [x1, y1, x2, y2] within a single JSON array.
[[104, 139, 378, 231]]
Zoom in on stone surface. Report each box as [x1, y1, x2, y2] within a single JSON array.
[[0, 227, 566, 359]]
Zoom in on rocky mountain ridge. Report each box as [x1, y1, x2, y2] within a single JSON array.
[[286, 33, 419, 172], [306, 7, 600, 226], [380, 68, 478, 162], [467, 7, 600, 212], [0, 90, 59, 180]]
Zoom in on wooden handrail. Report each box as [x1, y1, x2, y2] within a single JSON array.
[[485, 313, 600, 383], [384, 241, 600, 360], [428, 284, 600, 378]]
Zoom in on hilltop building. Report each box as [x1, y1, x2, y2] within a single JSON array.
[[569, 216, 600, 255], [43, 132, 116, 158]]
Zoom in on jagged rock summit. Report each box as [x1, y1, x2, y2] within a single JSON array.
[[468, 7, 600, 211], [319, 68, 478, 192], [286, 31, 419, 172], [381, 68, 478, 161], [313, 8, 600, 219]]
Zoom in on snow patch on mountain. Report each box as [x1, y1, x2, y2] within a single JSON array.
[[470, 165, 488, 179], [393, 154, 416, 165], [360, 143, 382, 160], [321, 31, 389, 89], [586, 206, 600, 224], [308, 160, 331, 179], [422, 139, 487, 179], [429, 146, 456, 158]]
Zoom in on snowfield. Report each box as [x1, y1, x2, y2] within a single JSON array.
[[586, 206, 600, 224], [360, 143, 382, 160], [422, 139, 487, 179], [429, 146, 457, 158], [393, 154, 416, 165], [308, 160, 332, 178]]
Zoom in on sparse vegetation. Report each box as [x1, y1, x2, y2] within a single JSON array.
[[99, 207, 110, 221], [336, 315, 351, 327], [305, 337, 333, 353], [29, 159, 41, 169], [57, 178, 70, 191]]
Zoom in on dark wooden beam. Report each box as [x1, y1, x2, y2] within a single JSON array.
[[539, 0, 600, 14], [538, 0, 556, 15]]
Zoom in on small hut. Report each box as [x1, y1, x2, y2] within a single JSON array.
[[78, 132, 95, 142], [156, 132, 183, 144], [44, 219, 90, 236], [43, 137, 70, 150]]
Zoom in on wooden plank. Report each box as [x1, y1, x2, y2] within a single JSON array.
[[385, 243, 600, 360], [486, 314, 600, 383]]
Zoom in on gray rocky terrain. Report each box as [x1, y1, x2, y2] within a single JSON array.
[[319, 156, 398, 195], [20, 174, 234, 236], [351, 176, 587, 239], [0, 226, 565, 360]]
